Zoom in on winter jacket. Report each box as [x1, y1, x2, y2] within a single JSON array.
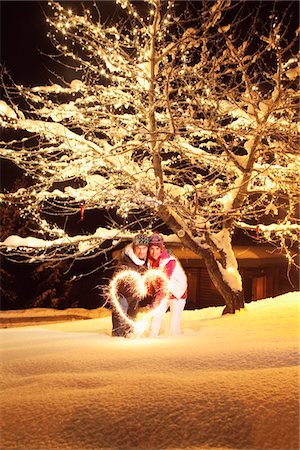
[[114, 244, 147, 303], [147, 249, 187, 304]]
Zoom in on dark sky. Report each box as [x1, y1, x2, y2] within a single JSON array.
[[1, 2, 51, 85], [0, 1, 118, 85]]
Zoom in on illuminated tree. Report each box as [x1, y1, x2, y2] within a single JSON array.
[[0, 0, 299, 313]]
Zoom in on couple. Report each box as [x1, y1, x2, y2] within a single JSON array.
[[111, 232, 187, 338]]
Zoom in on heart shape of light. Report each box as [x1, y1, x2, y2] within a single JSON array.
[[109, 268, 169, 336]]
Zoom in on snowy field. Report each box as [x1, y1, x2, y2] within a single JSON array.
[[0, 292, 299, 450]]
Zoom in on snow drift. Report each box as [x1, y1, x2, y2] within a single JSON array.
[[0, 292, 299, 450]]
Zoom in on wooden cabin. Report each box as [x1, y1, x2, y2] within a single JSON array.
[[169, 244, 296, 309]]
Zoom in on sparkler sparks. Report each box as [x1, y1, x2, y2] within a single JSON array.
[[109, 268, 169, 337]]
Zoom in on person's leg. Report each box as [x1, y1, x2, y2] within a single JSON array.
[[124, 299, 139, 336], [127, 299, 138, 321], [149, 298, 169, 337], [169, 298, 186, 336], [112, 296, 129, 336]]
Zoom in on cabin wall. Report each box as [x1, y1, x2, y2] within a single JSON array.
[[180, 260, 295, 310]]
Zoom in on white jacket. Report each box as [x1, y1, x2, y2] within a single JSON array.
[[158, 254, 187, 300]]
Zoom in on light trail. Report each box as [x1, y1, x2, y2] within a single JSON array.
[[109, 268, 169, 337]]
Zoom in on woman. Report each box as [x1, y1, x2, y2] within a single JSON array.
[[147, 232, 187, 336]]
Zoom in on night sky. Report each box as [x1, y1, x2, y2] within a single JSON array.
[[0, 1, 122, 85], [1, 2, 50, 85]]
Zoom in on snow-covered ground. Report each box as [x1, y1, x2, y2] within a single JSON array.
[[1, 292, 299, 450]]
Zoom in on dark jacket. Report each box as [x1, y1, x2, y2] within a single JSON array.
[[114, 244, 147, 303]]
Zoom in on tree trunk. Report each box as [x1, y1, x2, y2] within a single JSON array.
[[203, 253, 245, 314], [158, 206, 245, 314]]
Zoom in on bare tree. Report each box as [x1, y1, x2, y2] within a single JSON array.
[[0, 0, 299, 313]]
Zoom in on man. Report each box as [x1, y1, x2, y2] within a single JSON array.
[[147, 232, 187, 336], [111, 233, 150, 337]]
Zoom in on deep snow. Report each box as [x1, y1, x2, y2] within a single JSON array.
[[0, 292, 299, 450]]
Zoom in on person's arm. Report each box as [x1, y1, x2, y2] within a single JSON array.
[[148, 261, 175, 308], [164, 259, 187, 299], [163, 259, 176, 278]]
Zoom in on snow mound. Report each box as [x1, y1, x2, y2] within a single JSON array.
[[0, 292, 299, 450]]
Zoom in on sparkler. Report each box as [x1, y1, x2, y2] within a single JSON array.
[[109, 268, 170, 337]]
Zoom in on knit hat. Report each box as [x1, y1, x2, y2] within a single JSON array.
[[149, 232, 164, 248], [132, 233, 150, 248]]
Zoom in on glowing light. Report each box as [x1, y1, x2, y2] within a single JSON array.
[[109, 269, 169, 337], [133, 319, 148, 335]]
